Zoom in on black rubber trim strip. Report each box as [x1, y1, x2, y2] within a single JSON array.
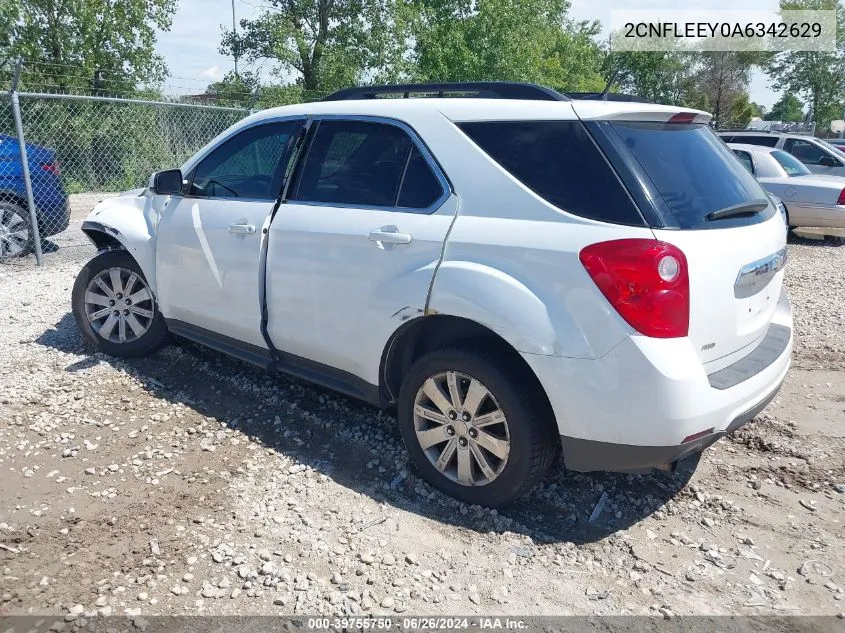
[[81, 220, 120, 237], [561, 376, 784, 473], [167, 319, 274, 369], [322, 82, 570, 102], [166, 319, 381, 407], [707, 324, 791, 390]]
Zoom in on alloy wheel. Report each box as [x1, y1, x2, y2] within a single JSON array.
[[84, 267, 155, 344], [413, 371, 510, 487], [0, 208, 30, 259]]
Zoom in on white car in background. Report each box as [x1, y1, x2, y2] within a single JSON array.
[[70, 82, 792, 506], [730, 143, 845, 229]]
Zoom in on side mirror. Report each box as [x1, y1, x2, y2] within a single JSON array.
[[819, 154, 839, 167], [149, 169, 183, 195]]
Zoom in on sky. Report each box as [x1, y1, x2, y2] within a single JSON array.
[[156, 0, 782, 107]]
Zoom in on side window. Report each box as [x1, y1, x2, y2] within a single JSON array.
[[459, 120, 642, 225], [398, 147, 442, 208], [292, 120, 444, 209], [784, 138, 826, 165], [732, 150, 755, 175], [189, 120, 300, 200]]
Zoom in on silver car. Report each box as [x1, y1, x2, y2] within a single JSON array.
[[729, 143, 845, 229], [720, 131, 845, 178]]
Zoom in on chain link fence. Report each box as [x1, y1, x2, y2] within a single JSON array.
[[1, 89, 249, 266]]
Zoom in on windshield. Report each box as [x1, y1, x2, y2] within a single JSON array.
[[771, 149, 812, 176], [608, 121, 770, 229]]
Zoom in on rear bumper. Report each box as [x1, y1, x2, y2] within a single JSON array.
[[522, 288, 792, 472], [37, 195, 70, 237], [560, 375, 783, 472]]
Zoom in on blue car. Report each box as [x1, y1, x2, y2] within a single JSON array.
[[0, 134, 70, 259]]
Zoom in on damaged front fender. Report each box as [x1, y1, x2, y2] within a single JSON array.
[[82, 190, 162, 295]]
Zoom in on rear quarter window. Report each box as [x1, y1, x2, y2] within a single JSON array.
[[458, 120, 644, 226]]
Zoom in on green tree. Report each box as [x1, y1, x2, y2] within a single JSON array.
[[604, 51, 695, 105], [765, 92, 805, 121], [221, 0, 406, 94], [691, 52, 756, 128], [766, 0, 845, 127], [2, 0, 177, 94], [406, 0, 605, 91], [750, 102, 767, 119], [203, 71, 260, 108], [724, 92, 757, 128]]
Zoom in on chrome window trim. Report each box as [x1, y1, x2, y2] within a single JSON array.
[[289, 114, 452, 215]]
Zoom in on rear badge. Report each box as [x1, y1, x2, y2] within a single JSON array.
[[734, 248, 787, 299], [701, 342, 716, 351]]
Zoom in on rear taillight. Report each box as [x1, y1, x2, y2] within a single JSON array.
[[838, 188, 845, 205], [579, 239, 689, 338], [40, 161, 60, 175]]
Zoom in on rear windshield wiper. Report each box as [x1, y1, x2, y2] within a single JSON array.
[[705, 199, 769, 221]]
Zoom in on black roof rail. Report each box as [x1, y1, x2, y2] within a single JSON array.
[[321, 82, 570, 102], [563, 92, 650, 103]]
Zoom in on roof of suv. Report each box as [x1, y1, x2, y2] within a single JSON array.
[[242, 97, 709, 125]]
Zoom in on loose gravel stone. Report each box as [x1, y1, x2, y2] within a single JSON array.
[[0, 221, 842, 618]]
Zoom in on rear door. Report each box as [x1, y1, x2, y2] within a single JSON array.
[[265, 117, 455, 385], [587, 115, 787, 371]]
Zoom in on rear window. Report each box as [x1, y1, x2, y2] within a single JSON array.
[[731, 135, 779, 147], [608, 122, 769, 229], [771, 149, 811, 176], [458, 121, 643, 225]]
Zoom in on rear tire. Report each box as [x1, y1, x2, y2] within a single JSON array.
[[397, 347, 559, 507], [72, 250, 168, 357], [0, 202, 34, 260]]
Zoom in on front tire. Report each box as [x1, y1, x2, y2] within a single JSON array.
[[397, 347, 559, 507], [72, 250, 168, 357]]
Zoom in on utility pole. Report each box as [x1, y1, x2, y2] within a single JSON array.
[[231, 0, 239, 77]]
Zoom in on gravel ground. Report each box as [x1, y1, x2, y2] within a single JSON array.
[[0, 196, 843, 620]]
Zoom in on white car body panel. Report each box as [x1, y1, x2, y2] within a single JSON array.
[[570, 102, 710, 123], [266, 196, 458, 385], [80, 95, 793, 468], [156, 195, 274, 348], [87, 190, 161, 295], [652, 214, 786, 368], [524, 287, 791, 445], [430, 216, 647, 359]]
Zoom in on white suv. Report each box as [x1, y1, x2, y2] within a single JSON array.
[[72, 82, 793, 507]]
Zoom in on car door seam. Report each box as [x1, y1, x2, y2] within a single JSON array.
[[259, 117, 313, 365], [424, 194, 460, 315]]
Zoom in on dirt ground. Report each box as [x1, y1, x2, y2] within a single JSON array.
[[0, 194, 843, 620]]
